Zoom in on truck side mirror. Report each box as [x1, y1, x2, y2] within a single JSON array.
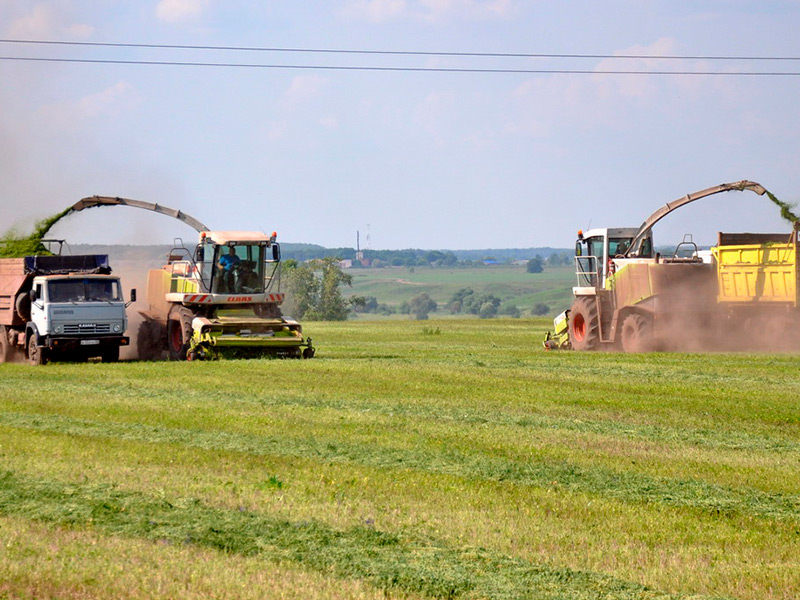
[[130, 289, 137, 303], [29, 289, 38, 302], [575, 241, 582, 257], [272, 244, 281, 261]]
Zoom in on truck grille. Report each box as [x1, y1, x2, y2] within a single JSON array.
[[63, 324, 112, 334]]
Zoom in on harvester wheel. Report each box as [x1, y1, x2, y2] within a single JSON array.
[[569, 297, 600, 351], [620, 313, 653, 353], [167, 307, 194, 361]]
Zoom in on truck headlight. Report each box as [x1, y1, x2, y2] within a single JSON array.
[[54, 324, 63, 334], [113, 323, 122, 333]]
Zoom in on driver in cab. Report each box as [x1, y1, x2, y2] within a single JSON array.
[[217, 246, 241, 292]]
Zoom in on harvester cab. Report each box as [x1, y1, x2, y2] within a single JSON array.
[[543, 227, 650, 350], [573, 228, 651, 291], [188, 231, 281, 297]]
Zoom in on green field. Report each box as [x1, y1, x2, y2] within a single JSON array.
[[1, 319, 799, 599], [345, 265, 575, 315]]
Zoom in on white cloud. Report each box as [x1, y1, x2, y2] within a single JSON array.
[[282, 75, 328, 106], [155, 0, 210, 23], [343, 0, 408, 22], [342, 0, 514, 22], [5, 3, 94, 38], [78, 81, 138, 119], [35, 81, 139, 133], [319, 116, 339, 130]]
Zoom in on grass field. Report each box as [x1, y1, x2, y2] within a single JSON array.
[[1, 318, 799, 599], [345, 265, 575, 315]]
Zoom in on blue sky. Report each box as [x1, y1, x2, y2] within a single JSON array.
[[2, 1, 800, 249]]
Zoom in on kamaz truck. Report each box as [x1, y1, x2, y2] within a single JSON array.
[[0, 254, 134, 364]]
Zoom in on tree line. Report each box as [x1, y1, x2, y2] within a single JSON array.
[[282, 244, 573, 268]]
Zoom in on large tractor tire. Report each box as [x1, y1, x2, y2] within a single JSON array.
[[167, 306, 194, 361], [569, 297, 600, 351], [620, 312, 654, 353]]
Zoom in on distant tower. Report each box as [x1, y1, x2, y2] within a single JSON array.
[[356, 230, 363, 262], [365, 224, 372, 250]]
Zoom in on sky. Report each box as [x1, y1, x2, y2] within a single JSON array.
[[2, 0, 800, 250]]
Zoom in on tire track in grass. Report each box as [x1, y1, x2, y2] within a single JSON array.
[[2, 412, 799, 522], [0, 470, 714, 600]]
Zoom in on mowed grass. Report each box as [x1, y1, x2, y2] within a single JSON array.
[[1, 318, 799, 599]]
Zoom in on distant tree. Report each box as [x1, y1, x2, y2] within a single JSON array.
[[526, 257, 544, 273], [446, 288, 474, 313], [409, 293, 437, 320], [449, 288, 500, 319], [547, 252, 571, 266], [282, 262, 318, 319], [283, 257, 353, 321], [479, 301, 498, 319], [532, 302, 550, 316], [499, 303, 521, 318]]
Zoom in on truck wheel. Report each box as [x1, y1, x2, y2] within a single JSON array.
[[0, 326, 11, 363], [27, 336, 47, 366], [167, 307, 193, 361], [15, 293, 31, 321], [569, 297, 600, 351], [620, 313, 653, 353], [101, 347, 120, 363]]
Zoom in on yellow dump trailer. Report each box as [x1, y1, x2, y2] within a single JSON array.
[[713, 231, 798, 306]]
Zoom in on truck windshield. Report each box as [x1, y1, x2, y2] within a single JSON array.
[[48, 279, 122, 302]]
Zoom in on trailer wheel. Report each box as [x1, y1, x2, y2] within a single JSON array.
[[569, 297, 600, 351], [620, 313, 653, 353], [27, 335, 47, 366], [167, 307, 193, 361]]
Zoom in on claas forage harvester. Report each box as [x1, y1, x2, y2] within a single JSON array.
[[544, 180, 800, 352], [65, 196, 315, 360]]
